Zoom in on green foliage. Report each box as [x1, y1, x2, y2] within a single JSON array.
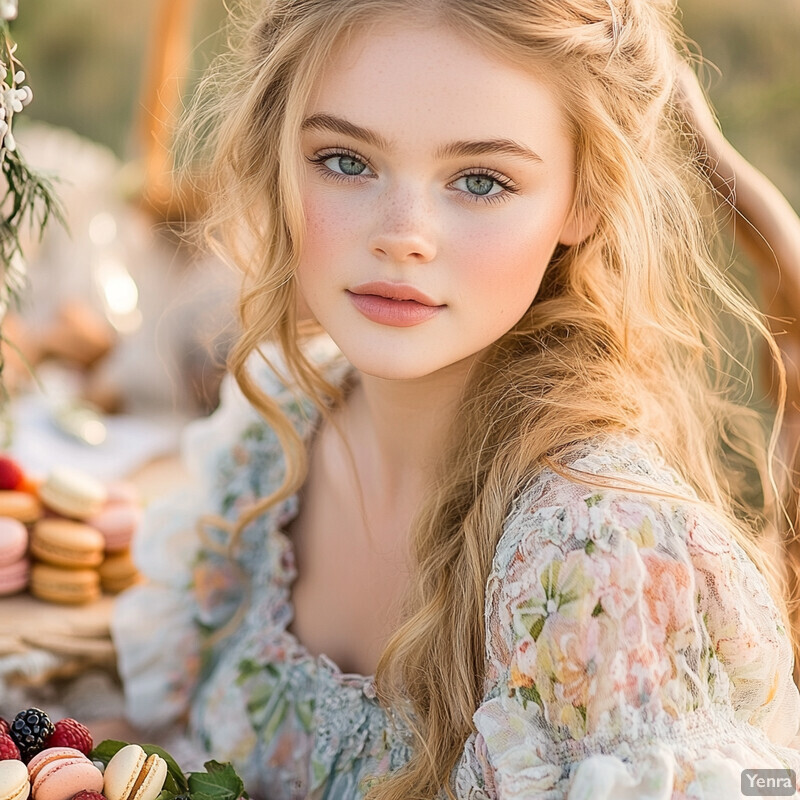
[[679, 0, 800, 209], [89, 740, 248, 800], [6, 1, 797, 211]]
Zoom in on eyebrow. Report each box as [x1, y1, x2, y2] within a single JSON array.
[[301, 113, 543, 164], [301, 113, 391, 150], [435, 139, 543, 164]]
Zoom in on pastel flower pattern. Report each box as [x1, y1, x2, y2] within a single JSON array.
[[113, 335, 800, 799]]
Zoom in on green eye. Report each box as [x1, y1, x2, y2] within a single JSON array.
[[464, 175, 495, 195], [331, 155, 367, 175]]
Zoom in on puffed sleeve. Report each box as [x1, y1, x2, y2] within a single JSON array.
[[111, 367, 269, 731], [464, 476, 800, 799], [111, 334, 347, 732]]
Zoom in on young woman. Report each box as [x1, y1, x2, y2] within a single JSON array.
[[111, 0, 800, 797]]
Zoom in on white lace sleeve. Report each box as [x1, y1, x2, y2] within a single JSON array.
[[111, 335, 345, 731], [462, 467, 800, 798], [110, 369, 264, 730]]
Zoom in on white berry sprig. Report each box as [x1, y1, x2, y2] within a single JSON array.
[[0, 1, 64, 442]]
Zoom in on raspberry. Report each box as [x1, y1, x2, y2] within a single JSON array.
[[0, 455, 24, 491], [0, 731, 21, 760], [46, 718, 93, 756], [70, 792, 107, 800], [0, 718, 9, 736], [9, 707, 55, 762]]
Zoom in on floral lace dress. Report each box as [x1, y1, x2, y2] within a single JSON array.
[[113, 335, 800, 799]]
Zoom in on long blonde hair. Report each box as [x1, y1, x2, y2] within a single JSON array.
[[182, 0, 796, 797]]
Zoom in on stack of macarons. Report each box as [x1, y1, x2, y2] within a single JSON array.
[[0, 454, 42, 599], [0, 454, 143, 605], [0, 518, 30, 598], [86, 487, 142, 596]]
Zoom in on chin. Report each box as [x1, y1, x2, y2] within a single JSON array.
[[333, 340, 439, 381], [349, 356, 441, 382]]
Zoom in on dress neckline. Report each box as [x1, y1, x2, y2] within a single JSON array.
[[273, 515, 380, 693], [266, 356, 379, 692]]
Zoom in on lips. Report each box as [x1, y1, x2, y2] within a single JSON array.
[[348, 281, 443, 307], [346, 283, 445, 327]]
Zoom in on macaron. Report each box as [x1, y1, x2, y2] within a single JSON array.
[[99, 550, 141, 594], [103, 745, 167, 800], [87, 504, 141, 553], [29, 563, 100, 605], [0, 491, 43, 524], [0, 557, 30, 596], [0, 756, 30, 800], [38, 468, 108, 520], [27, 747, 103, 800], [0, 516, 28, 566], [30, 519, 105, 569], [104, 481, 140, 506]]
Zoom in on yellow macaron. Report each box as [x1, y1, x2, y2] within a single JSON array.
[[0, 759, 30, 800], [38, 467, 108, 520], [0, 490, 43, 524], [29, 563, 101, 605], [103, 745, 168, 800], [99, 550, 142, 594], [30, 518, 105, 569]]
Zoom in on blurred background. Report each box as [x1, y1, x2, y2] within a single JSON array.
[[10, 0, 798, 202], [1, 0, 798, 474]]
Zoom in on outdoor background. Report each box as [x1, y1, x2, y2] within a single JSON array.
[[10, 0, 800, 207], [2, 0, 798, 421]]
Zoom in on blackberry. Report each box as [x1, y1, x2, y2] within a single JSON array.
[[9, 707, 55, 761]]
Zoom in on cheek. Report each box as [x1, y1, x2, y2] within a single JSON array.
[[297, 188, 360, 290], [454, 214, 563, 308], [302, 191, 349, 258]]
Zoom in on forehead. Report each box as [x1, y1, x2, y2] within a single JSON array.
[[303, 20, 573, 159]]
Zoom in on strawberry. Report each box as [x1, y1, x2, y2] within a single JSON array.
[[45, 718, 93, 756], [70, 792, 107, 800], [0, 455, 23, 491], [0, 731, 20, 760]]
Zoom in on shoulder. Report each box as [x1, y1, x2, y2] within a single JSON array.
[[483, 432, 798, 742], [493, 432, 696, 577], [182, 334, 348, 514]]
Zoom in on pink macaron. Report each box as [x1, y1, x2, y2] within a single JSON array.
[[0, 516, 28, 566], [104, 481, 140, 507], [27, 747, 104, 800], [0, 556, 30, 596], [86, 503, 141, 553], [0, 517, 29, 596]]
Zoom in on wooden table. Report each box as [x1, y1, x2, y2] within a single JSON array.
[[0, 454, 189, 693]]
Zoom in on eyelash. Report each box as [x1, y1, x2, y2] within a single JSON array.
[[307, 148, 373, 184], [453, 167, 519, 206], [306, 147, 519, 204]]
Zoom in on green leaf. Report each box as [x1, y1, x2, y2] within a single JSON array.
[[518, 684, 543, 712], [529, 614, 545, 642], [187, 761, 245, 800], [155, 790, 184, 800], [88, 740, 188, 796], [89, 739, 129, 766], [142, 744, 190, 795]]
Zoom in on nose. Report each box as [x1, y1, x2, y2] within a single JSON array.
[[368, 185, 437, 264]]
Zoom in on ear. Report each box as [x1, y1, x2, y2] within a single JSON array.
[[558, 205, 599, 246]]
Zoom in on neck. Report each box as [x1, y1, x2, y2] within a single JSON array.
[[341, 356, 477, 507]]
